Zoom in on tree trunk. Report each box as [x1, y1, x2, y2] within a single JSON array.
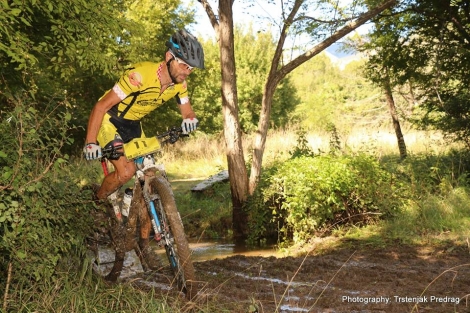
[[218, 0, 250, 239], [383, 69, 407, 159]]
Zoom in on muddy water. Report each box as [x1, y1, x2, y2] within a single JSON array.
[[91, 240, 283, 278], [90, 241, 310, 312], [89, 243, 470, 313], [189, 240, 284, 261]]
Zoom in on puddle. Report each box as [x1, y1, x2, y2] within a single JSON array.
[[234, 272, 312, 287], [279, 304, 310, 312], [188, 240, 283, 262], [90, 240, 282, 279], [90, 246, 144, 278]]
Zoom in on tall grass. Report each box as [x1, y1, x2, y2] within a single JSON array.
[[163, 126, 462, 177], [8, 261, 177, 313], [160, 132, 228, 180]]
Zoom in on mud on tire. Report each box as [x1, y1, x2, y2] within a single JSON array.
[[149, 173, 198, 300]]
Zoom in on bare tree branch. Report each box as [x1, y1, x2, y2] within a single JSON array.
[[277, 0, 398, 83], [197, 0, 220, 41]]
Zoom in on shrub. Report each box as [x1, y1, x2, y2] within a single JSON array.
[[264, 154, 405, 245], [0, 93, 93, 298]]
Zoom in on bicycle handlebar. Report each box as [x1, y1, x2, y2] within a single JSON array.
[[101, 126, 188, 160], [157, 126, 189, 145]]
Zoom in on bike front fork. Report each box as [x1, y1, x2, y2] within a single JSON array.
[[148, 197, 164, 242]]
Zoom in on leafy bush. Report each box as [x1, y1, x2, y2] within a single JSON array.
[[289, 129, 316, 159], [262, 154, 405, 245], [246, 163, 284, 246], [0, 93, 93, 297]]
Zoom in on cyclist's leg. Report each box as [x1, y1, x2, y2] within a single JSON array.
[[96, 157, 135, 199], [95, 115, 136, 199]]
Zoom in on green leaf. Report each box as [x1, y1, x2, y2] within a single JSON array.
[[20, 17, 31, 26], [16, 251, 27, 259], [10, 8, 21, 16], [3, 171, 12, 180]]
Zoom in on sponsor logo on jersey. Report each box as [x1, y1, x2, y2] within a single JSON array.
[[128, 72, 143, 87]]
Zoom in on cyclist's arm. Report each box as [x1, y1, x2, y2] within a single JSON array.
[[85, 90, 122, 144], [178, 101, 196, 119]]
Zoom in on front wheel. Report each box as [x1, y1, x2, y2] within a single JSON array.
[[147, 173, 198, 300]]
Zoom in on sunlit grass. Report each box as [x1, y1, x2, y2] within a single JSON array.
[[159, 133, 228, 180], [162, 126, 463, 178]]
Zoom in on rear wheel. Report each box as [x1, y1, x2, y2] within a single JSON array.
[[148, 173, 198, 300]]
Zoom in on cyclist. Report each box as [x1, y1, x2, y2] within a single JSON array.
[[83, 29, 204, 269]]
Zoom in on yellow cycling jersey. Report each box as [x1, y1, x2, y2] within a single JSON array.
[[106, 61, 189, 121]]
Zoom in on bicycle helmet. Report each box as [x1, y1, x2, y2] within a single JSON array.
[[166, 29, 205, 69]]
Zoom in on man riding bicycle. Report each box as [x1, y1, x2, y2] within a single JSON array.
[[83, 29, 204, 270]]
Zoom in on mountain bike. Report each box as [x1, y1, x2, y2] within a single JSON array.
[[95, 126, 197, 300]]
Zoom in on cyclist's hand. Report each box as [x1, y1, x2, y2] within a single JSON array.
[[83, 143, 102, 160], [181, 118, 199, 134]]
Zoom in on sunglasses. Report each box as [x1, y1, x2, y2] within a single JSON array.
[[170, 52, 194, 71]]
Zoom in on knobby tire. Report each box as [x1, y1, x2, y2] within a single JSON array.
[[149, 173, 198, 300]]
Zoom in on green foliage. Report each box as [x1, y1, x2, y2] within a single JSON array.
[[234, 27, 299, 132], [190, 25, 300, 134], [186, 36, 225, 133], [326, 123, 341, 154], [123, 0, 194, 64], [0, 93, 92, 290], [246, 162, 285, 246], [289, 129, 316, 158], [381, 149, 470, 195], [0, 0, 129, 78], [259, 154, 405, 245], [289, 54, 384, 132], [361, 0, 470, 144]]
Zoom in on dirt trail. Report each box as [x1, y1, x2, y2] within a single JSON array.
[[90, 208, 470, 312], [131, 243, 470, 313]]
